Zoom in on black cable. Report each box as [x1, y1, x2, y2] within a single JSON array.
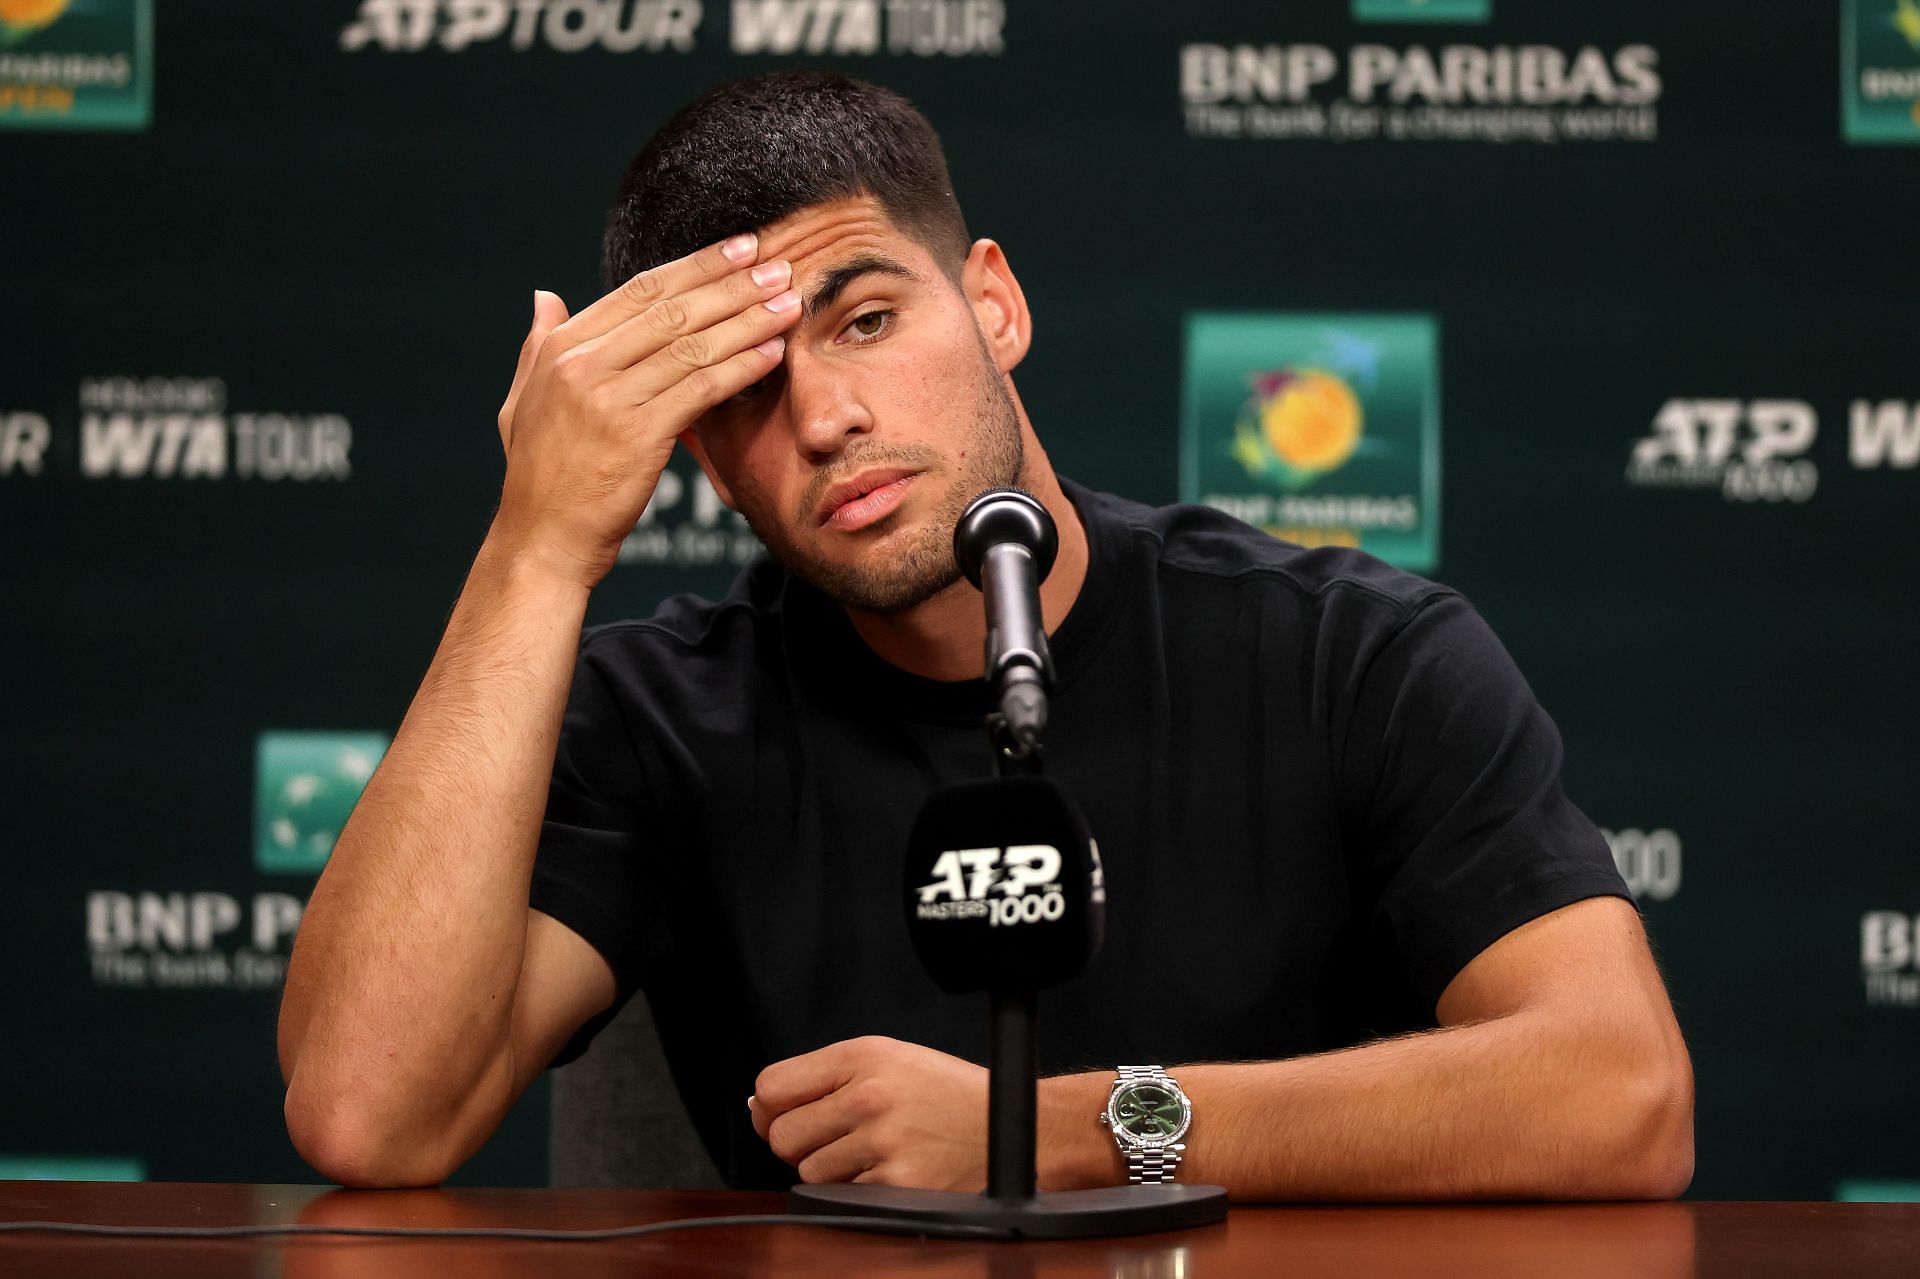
[[0, 1212, 1017, 1242]]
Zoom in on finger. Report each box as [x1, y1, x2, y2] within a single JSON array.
[[591, 257, 794, 374], [641, 332, 788, 426], [567, 233, 760, 343], [763, 1087, 865, 1167], [753, 1041, 859, 1121], [497, 290, 571, 453], [611, 289, 801, 407], [795, 1131, 877, 1186]]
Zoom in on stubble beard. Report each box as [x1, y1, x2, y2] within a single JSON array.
[[742, 347, 1026, 615]]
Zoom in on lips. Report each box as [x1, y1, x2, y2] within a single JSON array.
[[817, 468, 919, 531]]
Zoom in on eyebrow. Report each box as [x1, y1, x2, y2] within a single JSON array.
[[803, 254, 922, 322]]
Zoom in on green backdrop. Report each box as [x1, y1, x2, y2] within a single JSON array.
[[3, 0, 1918, 1198]]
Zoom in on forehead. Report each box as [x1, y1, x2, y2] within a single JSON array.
[[757, 196, 936, 282]]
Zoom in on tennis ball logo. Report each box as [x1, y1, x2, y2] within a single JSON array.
[[1234, 367, 1365, 488], [1259, 370, 1363, 472], [0, 0, 68, 41]]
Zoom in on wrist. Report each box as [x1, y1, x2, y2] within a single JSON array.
[[477, 523, 605, 602], [1036, 1072, 1127, 1191]]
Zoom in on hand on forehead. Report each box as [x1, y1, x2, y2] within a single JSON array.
[[753, 196, 934, 292]]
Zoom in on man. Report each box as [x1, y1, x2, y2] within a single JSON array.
[[278, 72, 1693, 1198]]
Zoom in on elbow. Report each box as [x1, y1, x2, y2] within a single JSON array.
[[1586, 1031, 1695, 1200], [280, 1025, 516, 1189], [1629, 1052, 1695, 1199], [283, 1076, 458, 1189]]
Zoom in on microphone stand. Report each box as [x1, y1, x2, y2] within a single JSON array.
[[984, 690, 1042, 1207], [790, 642, 1227, 1238]]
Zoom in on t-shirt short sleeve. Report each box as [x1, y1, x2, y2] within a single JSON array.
[[1337, 590, 1631, 1015], [528, 641, 661, 1066]]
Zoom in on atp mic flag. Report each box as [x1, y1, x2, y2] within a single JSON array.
[[905, 775, 1104, 994]]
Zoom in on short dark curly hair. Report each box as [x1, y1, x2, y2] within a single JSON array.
[[601, 71, 971, 290]]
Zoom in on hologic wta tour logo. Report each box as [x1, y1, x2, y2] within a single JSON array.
[[1182, 314, 1440, 571], [728, 0, 1005, 55], [0, 0, 149, 129], [72, 377, 355, 482], [254, 731, 389, 874], [1846, 0, 1920, 143]]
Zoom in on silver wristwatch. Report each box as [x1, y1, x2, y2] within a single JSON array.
[[1099, 1065, 1193, 1184]]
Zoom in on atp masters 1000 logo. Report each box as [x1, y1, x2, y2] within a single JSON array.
[[1845, 0, 1920, 143], [0, 0, 149, 129], [1182, 313, 1440, 571]]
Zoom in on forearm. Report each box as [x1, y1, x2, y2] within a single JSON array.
[[1038, 1013, 1693, 1202], [278, 529, 590, 1176]]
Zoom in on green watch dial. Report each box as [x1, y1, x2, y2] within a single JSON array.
[[1114, 1083, 1185, 1138]]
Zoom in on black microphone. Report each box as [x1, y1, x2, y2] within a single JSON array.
[[953, 489, 1059, 753], [904, 774, 1104, 994]]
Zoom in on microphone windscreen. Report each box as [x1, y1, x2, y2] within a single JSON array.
[[953, 489, 1059, 588], [905, 775, 1104, 994]]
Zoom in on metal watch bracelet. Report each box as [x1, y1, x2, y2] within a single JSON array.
[[1115, 1065, 1186, 1184]]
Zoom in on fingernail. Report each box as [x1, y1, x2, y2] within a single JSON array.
[[532, 289, 539, 316], [722, 234, 757, 263], [750, 261, 790, 289], [754, 337, 785, 360], [765, 289, 800, 314]]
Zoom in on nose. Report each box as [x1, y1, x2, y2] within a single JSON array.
[[782, 346, 873, 460]]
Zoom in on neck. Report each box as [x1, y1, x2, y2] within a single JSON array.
[[845, 451, 1089, 684]]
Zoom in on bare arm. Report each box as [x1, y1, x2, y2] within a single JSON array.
[[279, 234, 802, 1186], [276, 536, 607, 1187], [1035, 896, 1694, 1200], [752, 897, 1694, 1201]]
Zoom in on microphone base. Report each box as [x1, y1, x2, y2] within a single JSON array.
[[788, 1181, 1228, 1239]]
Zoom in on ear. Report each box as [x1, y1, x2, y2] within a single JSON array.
[[961, 239, 1031, 374], [676, 426, 738, 510]]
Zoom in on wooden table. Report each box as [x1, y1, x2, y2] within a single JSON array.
[[4, 1182, 1919, 1277]]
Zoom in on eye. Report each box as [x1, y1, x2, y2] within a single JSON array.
[[723, 368, 781, 407], [843, 308, 895, 345]]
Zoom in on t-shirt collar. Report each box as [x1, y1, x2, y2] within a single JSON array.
[[781, 477, 1128, 724]]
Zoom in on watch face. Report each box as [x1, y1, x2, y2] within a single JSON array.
[[1113, 1083, 1188, 1143]]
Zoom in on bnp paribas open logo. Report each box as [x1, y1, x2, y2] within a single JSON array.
[[0, 0, 151, 130], [1352, 0, 1490, 22], [1845, 0, 1920, 143], [1182, 314, 1440, 572], [253, 731, 388, 874]]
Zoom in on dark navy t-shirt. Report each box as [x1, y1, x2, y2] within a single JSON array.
[[529, 480, 1629, 1189]]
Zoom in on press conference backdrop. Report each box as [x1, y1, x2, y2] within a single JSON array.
[[2, 0, 1916, 1198]]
